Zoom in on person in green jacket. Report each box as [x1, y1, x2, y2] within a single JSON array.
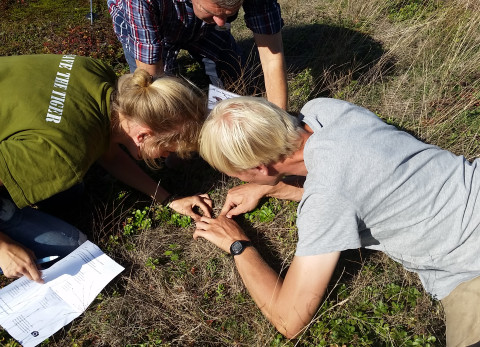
[[0, 54, 211, 283]]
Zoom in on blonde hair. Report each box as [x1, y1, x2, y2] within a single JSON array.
[[111, 69, 206, 165], [199, 96, 302, 174]]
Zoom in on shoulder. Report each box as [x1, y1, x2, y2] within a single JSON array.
[[242, 0, 281, 15], [73, 56, 116, 79], [242, 0, 282, 34], [299, 98, 381, 130], [300, 98, 368, 118]]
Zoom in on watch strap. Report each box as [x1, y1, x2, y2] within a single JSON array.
[[229, 240, 252, 256]]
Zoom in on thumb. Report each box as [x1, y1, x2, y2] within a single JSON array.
[[222, 205, 245, 218]]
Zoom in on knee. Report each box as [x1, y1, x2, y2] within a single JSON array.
[[78, 230, 88, 246], [0, 197, 17, 223]]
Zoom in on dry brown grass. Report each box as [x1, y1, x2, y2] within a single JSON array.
[[283, 0, 480, 157]]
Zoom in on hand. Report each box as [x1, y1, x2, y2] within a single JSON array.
[[169, 194, 213, 222], [0, 233, 43, 283], [194, 215, 249, 253], [221, 183, 271, 218]]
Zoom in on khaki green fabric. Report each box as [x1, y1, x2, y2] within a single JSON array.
[[0, 54, 116, 208], [442, 275, 480, 346]]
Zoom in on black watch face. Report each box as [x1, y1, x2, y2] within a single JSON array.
[[231, 241, 243, 255]]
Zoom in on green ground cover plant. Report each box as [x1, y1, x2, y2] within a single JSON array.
[[2, 0, 480, 345]]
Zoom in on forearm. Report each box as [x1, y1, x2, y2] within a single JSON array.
[[266, 178, 304, 201], [135, 59, 164, 78], [99, 148, 170, 203], [255, 32, 288, 110], [261, 56, 288, 110], [194, 217, 338, 338], [234, 248, 287, 330], [234, 248, 323, 338], [221, 179, 304, 217], [109, 162, 170, 202]]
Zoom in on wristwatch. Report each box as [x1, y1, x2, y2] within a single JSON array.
[[229, 240, 252, 256]]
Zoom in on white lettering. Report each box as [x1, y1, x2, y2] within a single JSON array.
[[45, 55, 76, 124], [57, 72, 70, 79], [46, 114, 62, 123], [48, 99, 64, 108], [58, 55, 75, 70], [47, 105, 63, 114], [54, 80, 68, 90], [51, 90, 66, 98], [59, 62, 73, 70], [50, 95, 64, 103]]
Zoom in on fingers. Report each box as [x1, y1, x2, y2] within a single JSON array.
[[29, 259, 44, 283], [192, 230, 200, 240], [193, 216, 247, 253], [3, 260, 43, 283], [0, 236, 44, 283], [199, 215, 213, 223], [194, 218, 216, 237], [198, 194, 213, 208], [24, 263, 44, 283], [169, 195, 214, 220], [224, 205, 247, 218], [220, 200, 236, 217], [220, 202, 248, 218], [220, 184, 263, 217], [194, 198, 212, 219], [192, 222, 211, 241], [193, 224, 225, 251], [185, 201, 213, 221]]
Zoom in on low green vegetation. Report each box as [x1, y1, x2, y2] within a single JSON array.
[[2, 0, 480, 345]]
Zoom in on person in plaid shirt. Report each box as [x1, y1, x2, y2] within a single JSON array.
[[107, 0, 288, 109]]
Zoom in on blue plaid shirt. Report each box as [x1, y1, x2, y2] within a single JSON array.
[[108, 0, 283, 65]]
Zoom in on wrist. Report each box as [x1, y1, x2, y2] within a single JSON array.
[[0, 232, 13, 251], [263, 182, 281, 198], [229, 240, 252, 256]]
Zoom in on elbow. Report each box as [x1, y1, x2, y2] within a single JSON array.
[[279, 327, 304, 340], [274, 320, 307, 340], [267, 303, 316, 339], [283, 331, 301, 340]]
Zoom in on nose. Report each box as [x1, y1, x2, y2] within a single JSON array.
[[213, 15, 227, 27]]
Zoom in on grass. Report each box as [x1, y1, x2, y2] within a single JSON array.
[[2, 0, 480, 345]]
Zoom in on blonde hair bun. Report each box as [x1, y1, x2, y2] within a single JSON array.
[[131, 69, 153, 89]]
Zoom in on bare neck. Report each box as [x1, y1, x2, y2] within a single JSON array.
[[271, 126, 312, 177]]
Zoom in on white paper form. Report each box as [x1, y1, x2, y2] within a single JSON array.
[[207, 84, 240, 110], [0, 241, 124, 347]]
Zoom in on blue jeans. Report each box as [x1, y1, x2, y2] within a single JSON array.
[[0, 197, 87, 259]]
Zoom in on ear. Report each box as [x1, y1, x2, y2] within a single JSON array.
[[254, 164, 270, 176], [134, 126, 154, 146], [257, 163, 281, 178]]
